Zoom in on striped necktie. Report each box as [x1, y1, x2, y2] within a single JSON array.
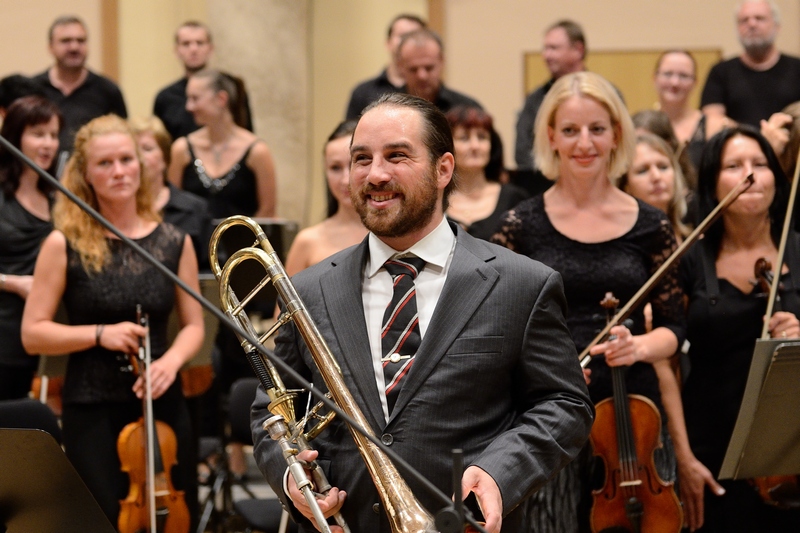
[[381, 255, 426, 414]]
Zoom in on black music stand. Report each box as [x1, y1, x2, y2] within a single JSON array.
[[0, 428, 115, 533], [719, 339, 800, 479]]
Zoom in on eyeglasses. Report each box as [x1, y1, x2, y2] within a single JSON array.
[[657, 71, 695, 82]]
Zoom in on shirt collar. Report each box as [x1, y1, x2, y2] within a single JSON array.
[[365, 216, 455, 278]]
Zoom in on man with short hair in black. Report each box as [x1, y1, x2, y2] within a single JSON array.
[[344, 13, 426, 120], [397, 28, 482, 114], [33, 15, 127, 155], [153, 21, 252, 140], [514, 20, 586, 171]]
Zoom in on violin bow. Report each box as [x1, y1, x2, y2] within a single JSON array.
[[135, 304, 158, 533], [760, 143, 800, 339], [580, 172, 755, 368]]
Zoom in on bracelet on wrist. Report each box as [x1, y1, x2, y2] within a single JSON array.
[[0, 273, 6, 291], [95, 324, 105, 347]]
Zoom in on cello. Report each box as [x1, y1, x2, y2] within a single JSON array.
[[117, 305, 190, 533], [589, 293, 683, 533]]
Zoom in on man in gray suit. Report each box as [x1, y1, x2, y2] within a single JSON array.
[[252, 93, 592, 532]]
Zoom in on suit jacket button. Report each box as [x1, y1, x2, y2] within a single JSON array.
[[372, 502, 381, 514], [381, 433, 393, 445]]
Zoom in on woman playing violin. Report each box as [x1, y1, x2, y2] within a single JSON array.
[[21, 115, 204, 528], [679, 125, 800, 532], [492, 71, 686, 532]]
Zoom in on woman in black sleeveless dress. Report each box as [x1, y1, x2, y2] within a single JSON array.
[[0, 96, 61, 399], [21, 115, 204, 529]]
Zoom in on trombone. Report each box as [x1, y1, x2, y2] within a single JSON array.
[[209, 215, 437, 533]]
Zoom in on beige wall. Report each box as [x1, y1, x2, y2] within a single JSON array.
[[445, 0, 800, 168], [0, 0, 103, 76]]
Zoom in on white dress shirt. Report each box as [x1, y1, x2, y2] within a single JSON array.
[[362, 216, 456, 421]]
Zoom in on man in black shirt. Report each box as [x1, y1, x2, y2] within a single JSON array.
[[397, 29, 482, 114], [514, 20, 587, 171], [701, 0, 800, 136], [33, 16, 127, 158], [153, 21, 252, 140], [344, 14, 426, 120]]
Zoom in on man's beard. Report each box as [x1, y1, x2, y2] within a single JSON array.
[[351, 164, 439, 239], [741, 34, 775, 59]]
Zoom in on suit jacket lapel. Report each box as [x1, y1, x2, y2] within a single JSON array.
[[390, 229, 499, 421], [319, 241, 386, 431]]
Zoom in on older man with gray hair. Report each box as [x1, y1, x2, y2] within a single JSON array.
[[701, 0, 800, 136]]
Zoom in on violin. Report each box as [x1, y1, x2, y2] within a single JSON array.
[[117, 306, 190, 533], [589, 293, 683, 533], [748, 259, 800, 509]]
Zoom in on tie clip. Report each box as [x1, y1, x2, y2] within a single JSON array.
[[382, 353, 411, 363]]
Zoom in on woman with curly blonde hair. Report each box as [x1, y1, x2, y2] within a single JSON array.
[[22, 114, 204, 529]]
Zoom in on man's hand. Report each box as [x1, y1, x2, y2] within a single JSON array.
[[760, 112, 792, 157], [286, 449, 346, 532], [462, 466, 502, 533]]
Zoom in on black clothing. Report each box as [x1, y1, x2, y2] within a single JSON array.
[[680, 237, 800, 532], [401, 83, 483, 114], [163, 183, 212, 272], [62, 224, 183, 404], [514, 79, 555, 170], [181, 140, 259, 218], [345, 69, 401, 120], [685, 114, 707, 176], [153, 76, 254, 140], [700, 54, 800, 127], [60, 222, 197, 529], [448, 183, 529, 241], [492, 195, 684, 533], [0, 195, 51, 395], [493, 195, 685, 408], [33, 69, 127, 152]]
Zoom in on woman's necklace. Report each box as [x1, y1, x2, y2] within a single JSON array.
[[211, 136, 231, 165]]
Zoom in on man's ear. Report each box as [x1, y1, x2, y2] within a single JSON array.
[[437, 152, 455, 190]]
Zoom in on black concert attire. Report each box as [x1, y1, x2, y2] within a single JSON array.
[[514, 79, 555, 171], [33, 70, 127, 153], [0, 194, 52, 399], [680, 236, 800, 532], [448, 184, 529, 242], [59, 223, 197, 529], [181, 140, 259, 218], [179, 139, 262, 441], [153, 77, 254, 141], [403, 84, 483, 114], [685, 114, 707, 176], [492, 195, 685, 532], [162, 183, 212, 272], [700, 54, 800, 127], [345, 69, 402, 120]]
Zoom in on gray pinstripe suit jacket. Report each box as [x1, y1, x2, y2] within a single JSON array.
[[251, 222, 593, 532]]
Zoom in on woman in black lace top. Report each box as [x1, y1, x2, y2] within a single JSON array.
[[492, 72, 685, 532], [21, 115, 204, 528]]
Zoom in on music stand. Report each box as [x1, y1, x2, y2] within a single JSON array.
[[0, 428, 115, 533], [719, 339, 800, 479]]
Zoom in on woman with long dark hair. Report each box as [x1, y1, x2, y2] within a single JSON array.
[[680, 125, 800, 531], [0, 95, 61, 400]]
